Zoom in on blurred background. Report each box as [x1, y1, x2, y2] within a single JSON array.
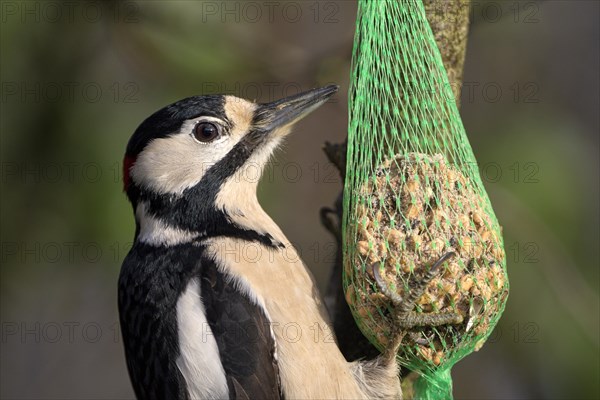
[[1, 1, 598, 399]]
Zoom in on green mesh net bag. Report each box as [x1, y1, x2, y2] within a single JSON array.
[[342, 1, 509, 399]]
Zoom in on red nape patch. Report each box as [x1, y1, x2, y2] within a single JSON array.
[[123, 155, 136, 192]]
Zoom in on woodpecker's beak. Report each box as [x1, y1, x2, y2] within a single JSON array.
[[254, 85, 339, 132]]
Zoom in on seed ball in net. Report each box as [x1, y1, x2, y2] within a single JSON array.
[[345, 153, 508, 367]]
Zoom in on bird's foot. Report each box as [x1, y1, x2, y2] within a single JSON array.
[[371, 252, 464, 356]]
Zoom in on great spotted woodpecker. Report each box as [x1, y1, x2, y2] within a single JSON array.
[[118, 86, 402, 400]]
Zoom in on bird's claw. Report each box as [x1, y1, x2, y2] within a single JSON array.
[[371, 252, 465, 353]]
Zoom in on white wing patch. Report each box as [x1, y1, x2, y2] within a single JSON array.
[[176, 278, 229, 400]]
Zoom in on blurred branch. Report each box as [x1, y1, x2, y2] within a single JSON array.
[[423, 0, 471, 105], [322, 0, 472, 363]]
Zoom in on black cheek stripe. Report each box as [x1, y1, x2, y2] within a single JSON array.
[[129, 127, 276, 248]]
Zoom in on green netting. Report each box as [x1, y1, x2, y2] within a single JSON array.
[[342, 1, 509, 399]]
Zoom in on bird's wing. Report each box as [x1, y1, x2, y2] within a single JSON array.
[[199, 259, 282, 400]]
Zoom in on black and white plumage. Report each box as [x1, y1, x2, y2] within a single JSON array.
[[118, 86, 402, 400]]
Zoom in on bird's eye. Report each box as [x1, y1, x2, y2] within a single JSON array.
[[193, 122, 220, 143]]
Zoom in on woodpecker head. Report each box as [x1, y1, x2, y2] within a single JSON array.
[[123, 85, 338, 243]]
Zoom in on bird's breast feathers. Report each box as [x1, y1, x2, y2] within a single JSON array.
[[203, 237, 367, 399]]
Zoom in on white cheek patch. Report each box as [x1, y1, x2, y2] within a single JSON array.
[[131, 119, 239, 195], [130, 97, 266, 199]]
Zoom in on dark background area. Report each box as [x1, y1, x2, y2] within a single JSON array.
[[1, 1, 598, 399]]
